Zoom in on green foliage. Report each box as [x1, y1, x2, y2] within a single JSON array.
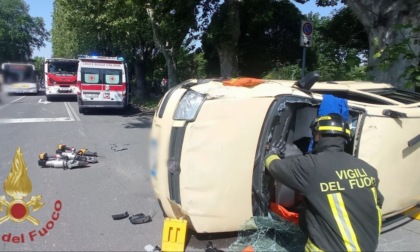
[[176, 49, 208, 81], [0, 0, 49, 62], [238, 0, 303, 77], [306, 8, 368, 81], [33, 56, 45, 79], [51, 0, 84, 58], [203, 0, 304, 78], [147, 0, 199, 51], [261, 7, 369, 82], [53, 0, 130, 57], [346, 64, 369, 81], [263, 64, 302, 80], [131, 93, 161, 111], [373, 23, 420, 90]]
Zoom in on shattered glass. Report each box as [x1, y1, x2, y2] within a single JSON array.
[[229, 213, 307, 252]]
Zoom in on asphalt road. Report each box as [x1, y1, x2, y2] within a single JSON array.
[[0, 91, 419, 251]]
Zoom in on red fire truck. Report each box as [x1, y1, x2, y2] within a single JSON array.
[[44, 58, 79, 100], [77, 56, 130, 114]]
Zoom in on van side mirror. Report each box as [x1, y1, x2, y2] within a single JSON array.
[[294, 71, 320, 91]]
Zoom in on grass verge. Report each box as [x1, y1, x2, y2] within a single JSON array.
[[131, 94, 162, 112]]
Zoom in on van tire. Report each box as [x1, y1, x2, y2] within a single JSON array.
[[79, 107, 84, 114]]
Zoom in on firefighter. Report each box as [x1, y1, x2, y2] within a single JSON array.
[[265, 113, 384, 251]]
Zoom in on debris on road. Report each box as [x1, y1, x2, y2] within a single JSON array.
[[228, 214, 306, 252], [110, 143, 129, 152], [112, 212, 129, 220], [144, 244, 161, 252], [111, 210, 155, 224], [205, 241, 224, 252], [129, 213, 152, 224]]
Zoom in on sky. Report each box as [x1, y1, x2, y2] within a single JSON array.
[[26, 0, 342, 59]]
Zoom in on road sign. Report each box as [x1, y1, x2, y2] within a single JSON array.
[[300, 20, 314, 47]]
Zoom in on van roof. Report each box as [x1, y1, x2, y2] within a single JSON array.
[[78, 55, 124, 61]]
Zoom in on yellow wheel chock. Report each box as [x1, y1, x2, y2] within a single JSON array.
[[403, 206, 420, 220], [161, 218, 187, 252]]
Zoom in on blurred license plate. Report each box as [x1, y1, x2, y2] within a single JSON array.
[[85, 93, 98, 98]]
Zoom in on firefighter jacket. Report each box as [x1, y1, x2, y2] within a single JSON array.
[[266, 137, 384, 251]]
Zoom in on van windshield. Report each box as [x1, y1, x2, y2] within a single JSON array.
[[48, 61, 78, 74]]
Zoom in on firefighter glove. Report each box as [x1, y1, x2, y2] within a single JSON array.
[[265, 140, 286, 168]]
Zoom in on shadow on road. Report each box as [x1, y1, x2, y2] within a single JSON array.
[[185, 229, 238, 251]]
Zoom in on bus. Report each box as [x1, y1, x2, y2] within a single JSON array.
[[1, 63, 38, 94], [77, 55, 130, 113], [44, 58, 79, 100]]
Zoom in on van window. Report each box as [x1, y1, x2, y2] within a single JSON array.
[[104, 69, 122, 84], [367, 88, 420, 104], [317, 88, 420, 105], [82, 68, 100, 84]]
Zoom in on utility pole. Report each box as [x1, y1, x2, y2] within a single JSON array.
[[300, 20, 314, 77]]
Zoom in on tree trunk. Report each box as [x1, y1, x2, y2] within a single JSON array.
[[217, 45, 239, 78], [166, 54, 177, 88], [134, 61, 147, 100], [146, 6, 178, 89], [346, 0, 420, 88], [216, 0, 241, 78]]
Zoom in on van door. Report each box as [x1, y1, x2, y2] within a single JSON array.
[[103, 68, 124, 104], [253, 96, 319, 216], [80, 67, 102, 100]]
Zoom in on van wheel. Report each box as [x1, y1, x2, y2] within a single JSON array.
[[79, 107, 84, 114]]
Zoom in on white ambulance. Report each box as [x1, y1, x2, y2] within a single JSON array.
[[77, 56, 130, 113]]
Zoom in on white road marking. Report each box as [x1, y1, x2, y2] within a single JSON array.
[[0, 117, 74, 124], [0, 97, 80, 124], [0, 96, 25, 111], [65, 102, 81, 121], [38, 98, 51, 104]]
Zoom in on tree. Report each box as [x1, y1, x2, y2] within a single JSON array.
[[52, 0, 114, 58], [0, 0, 49, 62], [176, 49, 207, 81], [203, 0, 241, 78], [33, 56, 45, 81], [312, 7, 369, 81], [203, 0, 303, 78], [53, 0, 204, 96], [53, 0, 157, 99], [51, 0, 84, 59], [295, 0, 420, 88], [238, 0, 303, 77], [374, 23, 420, 91], [145, 0, 201, 88], [346, 0, 420, 88]]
